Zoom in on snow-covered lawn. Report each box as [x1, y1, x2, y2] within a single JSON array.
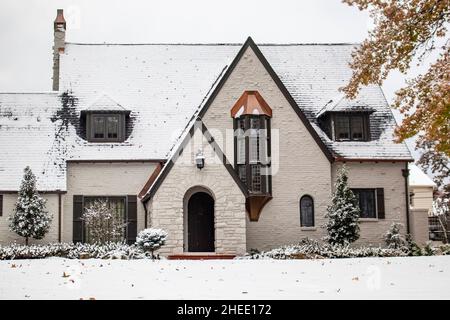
[[1, 256, 449, 299]]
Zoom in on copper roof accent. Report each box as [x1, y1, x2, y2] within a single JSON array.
[[138, 162, 164, 199], [230, 91, 272, 118], [54, 9, 66, 27], [246, 194, 272, 221]]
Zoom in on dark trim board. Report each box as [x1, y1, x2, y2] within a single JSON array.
[[197, 36, 334, 162], [66, 159, 166, 164], [142, 119, 249, 203], [334, 158, 414, 163], [402, 163, 411, 234]]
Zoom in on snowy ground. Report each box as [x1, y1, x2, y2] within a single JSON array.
[[1, 256, 449, 299]]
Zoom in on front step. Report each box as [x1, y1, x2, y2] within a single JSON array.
[[168, 253, 236, 260]]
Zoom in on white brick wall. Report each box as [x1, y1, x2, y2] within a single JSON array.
[[411, 186, 434, 212], [201, 46, 417, 250], [147, 128, 247, 256], [0, 193, 60, 245], [63, 162, 156, 242], [202, 46, 332, 251], [332, 162, 409, 245], [410, 208, 429, 245]]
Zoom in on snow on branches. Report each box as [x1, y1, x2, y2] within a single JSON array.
[[9, 166, 52, 245], [325, 165, 360, 245], [136, 228, 168, 258]]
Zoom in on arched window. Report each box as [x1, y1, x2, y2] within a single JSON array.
[[300, 195, 314, 227]]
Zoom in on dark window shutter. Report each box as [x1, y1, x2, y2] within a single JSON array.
[[127, 195, 138, 245], [73, 195, 83, 243], [376, 188, 385, 219], [0, 195, 3, 216]]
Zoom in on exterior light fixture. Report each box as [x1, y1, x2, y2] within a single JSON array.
[[195, 149, 205, 169]]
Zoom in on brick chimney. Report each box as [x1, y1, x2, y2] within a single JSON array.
[[52, 9, 66, 91]]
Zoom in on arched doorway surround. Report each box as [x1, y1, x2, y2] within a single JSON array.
[[183, 186, 215, 252]]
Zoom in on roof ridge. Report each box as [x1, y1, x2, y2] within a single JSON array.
[[65, 42, 360, 46], [0, 92, 58, 95]]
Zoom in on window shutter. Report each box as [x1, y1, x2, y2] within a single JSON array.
[[376, 188, 385, 219], [73, 195, 83, 243], [0, 195, 3, 216], [127, 195, 138, 245]]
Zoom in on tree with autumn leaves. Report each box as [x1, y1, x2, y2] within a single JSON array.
[[342, 0, 449, 200]]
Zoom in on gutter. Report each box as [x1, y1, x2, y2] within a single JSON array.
[[402, 164, 411, 234], [58, 192, 62, 242]]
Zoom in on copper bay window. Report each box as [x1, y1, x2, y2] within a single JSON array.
[[231, 91, 273, 221], [234, 115, 271, 194]]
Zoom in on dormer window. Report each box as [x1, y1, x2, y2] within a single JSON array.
[[335, 114, 366, 141], [318, 112, 371, 142], [82, 95, 130, 143]]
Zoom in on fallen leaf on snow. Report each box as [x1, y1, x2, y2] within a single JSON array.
[[62, 272, 70, 278]]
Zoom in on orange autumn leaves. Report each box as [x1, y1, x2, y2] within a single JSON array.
[[341, 0, 450, 156]]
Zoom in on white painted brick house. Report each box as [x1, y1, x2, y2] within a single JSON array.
[[0, 10, 425, 255]]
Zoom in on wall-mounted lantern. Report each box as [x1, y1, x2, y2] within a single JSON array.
[[195, 149, 205, 169]]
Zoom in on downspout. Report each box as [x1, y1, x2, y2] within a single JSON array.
[[57, 191, 62, 242], [143, 200, 148, 228], [402, 164, 411, 234]]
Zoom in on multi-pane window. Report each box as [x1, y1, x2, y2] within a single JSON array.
[[83, 196, 127, 243], [352, 189, 376, 218], [88, 114, 125, 142], [106, 116, 119, 139], [335, 116, 350, 140], [234, 115, 271, 194], [300, 195, 314, 227], [334, 114, 368, 141], [93, 116, 106, 138]]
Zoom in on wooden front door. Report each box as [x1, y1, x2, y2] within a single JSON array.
[[188, 192, 214, 252]]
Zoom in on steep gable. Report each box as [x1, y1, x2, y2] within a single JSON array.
[[198, 37, 334, 162], [142, 119, 248, 202]]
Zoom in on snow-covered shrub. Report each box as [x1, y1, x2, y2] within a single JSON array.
[[384, 223, 407, 249], [423, 242, 436, 256], [65, 242, 145, 260], [9, 167, 53, 245], [405, 234, 423, 256], [325, 166, 360, 245], [136, 228, 168, 258], [240, 238, 408, 260], [0, 242, 147, 260], [82, 199, 127, 244]]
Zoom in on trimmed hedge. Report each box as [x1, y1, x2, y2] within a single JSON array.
[[0, 242, 148, 260], [242, 238, 450, 260]]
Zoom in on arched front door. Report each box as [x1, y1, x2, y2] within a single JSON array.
[[187, 192, 215, 252]]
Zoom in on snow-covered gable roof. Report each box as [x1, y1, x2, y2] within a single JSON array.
[[59, 42, 410, 162], [83, 94, 128, 112], [59, 43, 239, 161], [409, 164, 436, 188], [0, 93, 66, 191], [0, 40, 412, 191], [258, 44, 412, 160]]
